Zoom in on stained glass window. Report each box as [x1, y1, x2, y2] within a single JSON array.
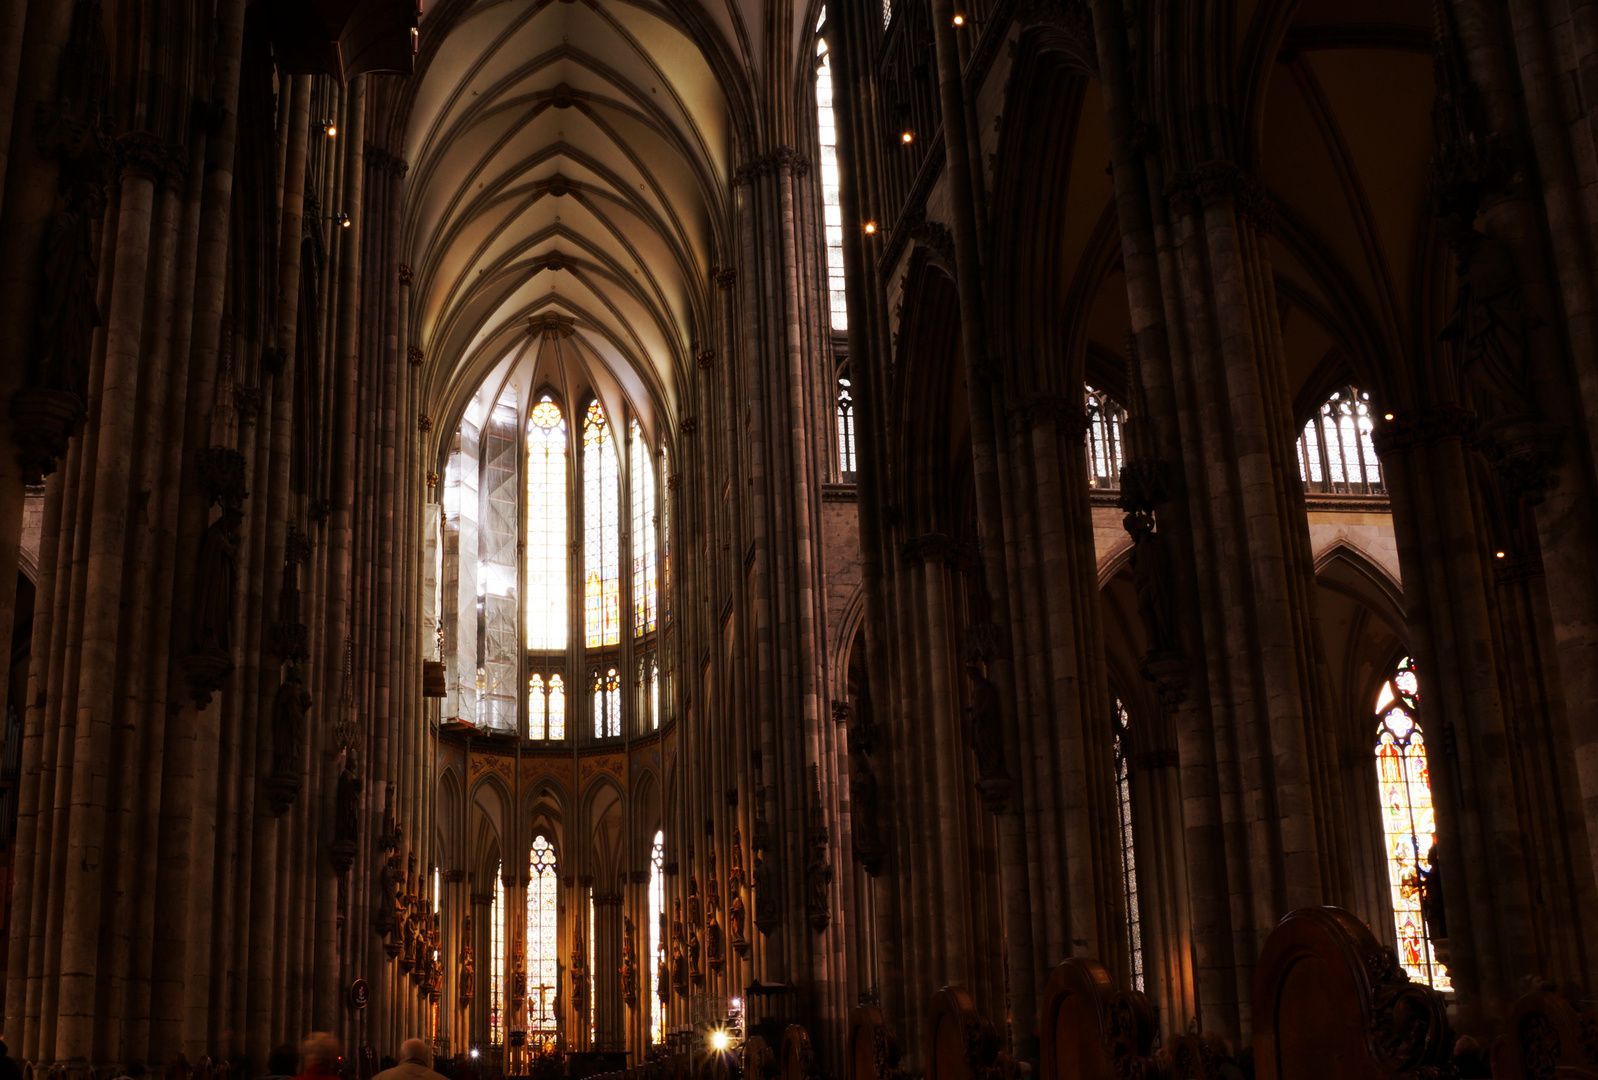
[[526, 836, 559, 1033], [479, 383, 520, 732], [527, 395, 568, 650], [837, 376, 856, 477], [592, 667, 621, 738], [491, 863, 506, 1044], [1298, 385, 1385, 495], [1113, 700, 1144, 992], [588, 892, 597, 1041], [661, 446, 671, 625], [527, 672, 566, 741], [584, 401, 621, 647], [1375, 657, 1450, 990], [631, 420, 658, 636], [1086, 386, 1126, 491], [816, 17, 847, 332], [649, 830, 665, 1043]]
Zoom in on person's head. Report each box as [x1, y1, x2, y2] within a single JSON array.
[[302, 1033, 341, 1071], [398, 1041, 431, 1068], [267, 1045, 300, 1076]]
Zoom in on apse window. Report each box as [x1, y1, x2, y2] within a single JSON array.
[[1085, 386, 1127, 490], [439, 369, 663, 741], [1375, 657, 1451, 991], [1113, 699, 1144, 992], [490, 864, 505, 1045], [1298, 385, 1385, 495], [649, 830, 666, 1043], [816, 12, 848, 331], [837, 373, 857, 479], [526, 835, 559, 1033]]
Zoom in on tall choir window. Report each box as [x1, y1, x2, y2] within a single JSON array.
[[1375, 657, 1450, 990], [584, 402, 621, 648], [837, 374, 857, 478], [631, 420, 658, 636], [526, 396, 568, 650], [1112, 700, 1144, 992], [526, 836, 559, 1034], [439, 363, 667, 740], [816, 14, 847, 332], [1298, 385, 1385, 495], [1086, 386, 1127, 491], [490, 863, 506, 1044], [648, 830, 665, 1044]]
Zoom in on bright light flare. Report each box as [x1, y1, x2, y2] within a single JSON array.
[[710, 1029, 731, 1052]]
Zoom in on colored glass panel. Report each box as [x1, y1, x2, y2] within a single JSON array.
[[526, 395, 568, 651], [1374, 656, 1450, 990], [631, 420, 658, 636], [649, 831, 665, 1043], [527, 836, 559, 1032], [491, 864, 505, 1044], [1113, 700, 1144, 992], [1298, 386, 1386, 495], [584, 402, 621, 647], [816, 24, 847, 331]]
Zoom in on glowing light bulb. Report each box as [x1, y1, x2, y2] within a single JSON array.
[[901, 131, 913, 144], [1384, 413, 1394, 421], [324, 121, 338, 138], [710, 1030, 731, 1052], [863, 221, 877, 234], [952, 12, 965, 25], [1495, 551, 1507, 558]]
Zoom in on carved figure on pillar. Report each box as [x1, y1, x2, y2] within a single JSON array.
[[330, 748, 361, 874], [687, 876, 701, 927], [621, 915, 639, 1008], [265, 663, 311, 814], [805, 770, 833, 932], [1123, 512, 1177, 655], [670, 907, 688, 996], [190, 502, 244, 682], [848, 686, 885, 874], [706, 896, 725, 972], [963, 656, 1009, 784], [752, 853, 777, 935], [460, 912, 476, 1007], [729, 891, 748, 956], [729, 827, 745, 890], [1440, 231, 1537, 424]]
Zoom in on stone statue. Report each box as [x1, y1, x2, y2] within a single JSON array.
[[687, 876, 701, 927], [964, 658, 1009, 782], [460, 925, 476, 1007], [336, 747, 362, 845], [193, 504, 244, 658], [752, 852, 777, 933], [705, 896, 724, 970], [1124, 513, 1177, 655], [670, 934, 687, 995], [621, 915, 638, 1007], [729, 891, 748, 955], [657, 955, 669, 1004], [849, 737, 882, 871], [1439, 231, 1537, 423], [688, 927, 702, 982], [729, 827, 745, 890], [804, 823, 833, 933], [270, 663, 311, 778]]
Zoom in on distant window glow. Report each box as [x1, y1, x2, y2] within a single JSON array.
[[1113, 700, 1144, 992], [632, 420, 658, 636], [837, 376, 856, 476], [584, 402, 621, 647], [490, 865, 505, 1044], [526, 395, 568, 650], [649, 830, 665, 1043], [1298, 385, 1385, 495], [526, 837, 559, 1031], [1086, 385, 1126, 490], [816, 22, 847, 331]]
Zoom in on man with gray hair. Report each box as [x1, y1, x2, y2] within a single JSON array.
[[373, 1039, 446, 1080]]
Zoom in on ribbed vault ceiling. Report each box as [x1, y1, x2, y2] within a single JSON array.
[[406, 0, 798, 431]]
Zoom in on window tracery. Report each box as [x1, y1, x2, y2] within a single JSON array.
[[440, 372, 665, 741], [1112, 699, 1144, 991], [837, 374, 857, 478], [526, 836, 559, 1035], [816, 17, 847, 332], [1375, 657, 1450, 990], [1086, 386, 1126, 491], [649, 830, 665, 1043], [490, 863, 506, 1044], [1298, 385, 1385, 495]]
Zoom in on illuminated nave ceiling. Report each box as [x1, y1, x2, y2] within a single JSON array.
[[405, 0, 812, 429]]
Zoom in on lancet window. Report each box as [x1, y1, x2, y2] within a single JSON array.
[[1298, 385, 1385, 495], [1113, 700, 1144, 991], [526, 836, 559, 1034], [837, 373, 857, 478], [490, 864, 506, 1044], [1375, 657, 1450, 990], [648, 830, 665, 1043], [438, 368, 665, 740], [1086, 386, 1127, 491], [816, 14, 847, 331]]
